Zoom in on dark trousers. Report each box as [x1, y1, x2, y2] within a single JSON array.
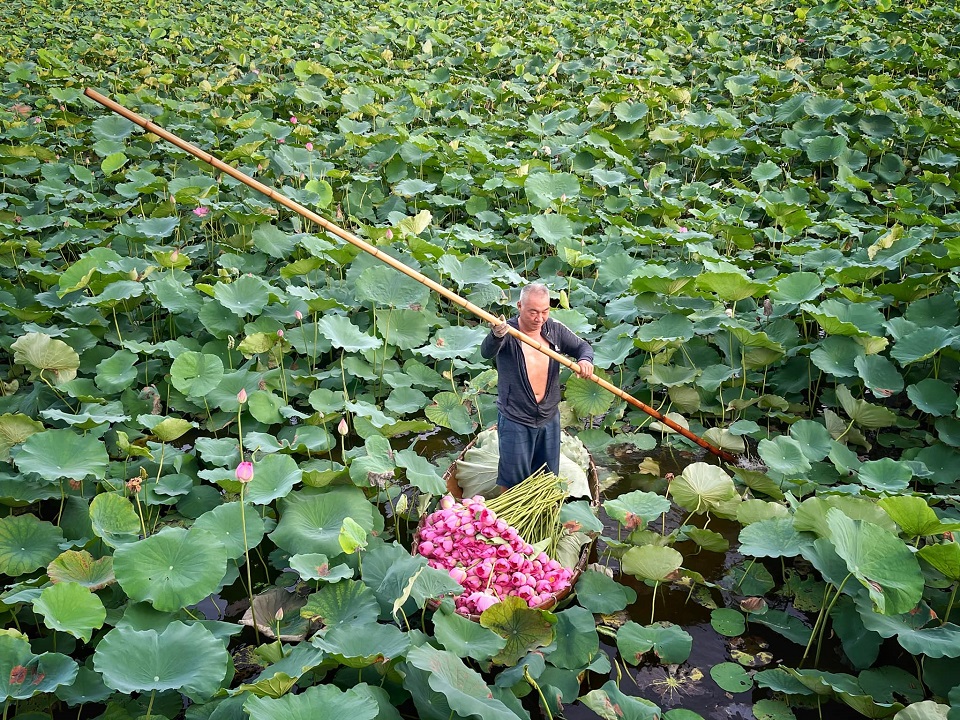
[[496, 412, 561, 488]]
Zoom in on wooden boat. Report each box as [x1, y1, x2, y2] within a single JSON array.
[[417, 428, 600, 620]]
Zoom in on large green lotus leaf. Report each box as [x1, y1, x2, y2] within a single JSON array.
[[827, 509, 923, 615], [711, 608, 746, 638], [406, 644, 520, 720], [604, 490, 672, 528], [795, 496, 897, 539], [907, 379, 957, 417], [737, 499, 790, 526], [213, 275, 271, 317], [89, 492, 141, 547], [739, 518, 809, 559], [114, 527, 228, 612], [549, 606, 599, 670], [33, 581, 105, 642], [831, 596, 882, 671], [192, 501, 266, 560], [531, 213, 574, 244], [670, 462, 738, 515], [301, 579, 381, 630], [424, 391, 474, 435], [346, 399, 395, 428], [0, 514, 65, 576], [316, 315, 380, 352], [13, 428, 108, 481], [771, 272, 824, 305], [385, 386, 429, 414], [565, 373, 616, 417], [789, 420, 834, 462], [802, 299, 885, 337], [758, 436, 812, 477], [54, 665, 113, 707], [94, 621, 229, 701], [575, 570, 638, 614], [859, 459, 913, 493], [41, 401, 130, 430], [0, 634, 77, 700], [751, 608, 813, 646], [580, 680, 661, 720], [696, 272, 768, 302], [854, 355, 904, 398], [11, 332, 80, 384], [418, 326, 485, 361], [890, 328, 953, 366], [806, 135, 848, 163], [836, 385, 897, 429], [893, 701, 951, 720], [349, 434, 396, 487], [917, 542, 960, 582], [170, 351, 224, 397], [94, 350, 138, 392], [251, 223, 296, 258], [355, 265, 430, 309], [524, 171, 580, 209], [375, 308, 431, 350], [271, 487, 379, 557], [289, 553, 353, 583], [616, 621, 692, 665], [56, 246, 122, 295], [810, 336, 863, 377], [47, 550, 115, 590], [0, 413, 45, 461], [394, 450, 447, 495], [140, 414, 196, 442], [312, 621, 410, 668], [480, 596, 557, 666], [432, 600, 507, 661], [711, 662, 753, 693], [647, 363, 699, 387], [244, 453, 302, 505], [855, 596, 960, 659], [622, 545, 683, 583], [245, 681, 379, 720]]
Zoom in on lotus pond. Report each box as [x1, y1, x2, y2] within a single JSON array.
[[3, 0, 960, 718]]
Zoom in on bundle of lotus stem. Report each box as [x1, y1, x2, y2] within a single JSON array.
[[487, 467, 567, 557]]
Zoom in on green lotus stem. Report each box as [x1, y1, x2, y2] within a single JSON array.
[[942, 581, 958, 626], [524, 666, 554, 720], [806, 573, 851, 666], [239, 485, 260, 644], [145, 689, 155, 720], [651, 580, 659, 624], [735, 558, 756, 591]]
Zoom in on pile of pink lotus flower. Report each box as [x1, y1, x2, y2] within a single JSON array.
[[415, 495, 573, 616]]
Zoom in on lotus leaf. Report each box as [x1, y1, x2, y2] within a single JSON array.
[[669, 462, 739, 516], [94, 621, 228, 701], [549, 607, 599, 670], [192, 501, 266, 559], [622, 545, 683, 583], [917, 543, 960, 582], [0, 513, 65, 577], [47, 550, 115, 589], [711, 608, 747, 637], [169, 351, 224, 397], [33, 581, 105, 642], [827, 509, 924, 615], [711, 662, 753, 693], [616, 621, 692, 665], [113, 527, 228, 612], [0, 634, 77, 701], [580, 680, 661, 720], [432, 600, 507, 661], [302, 579, 380, 630], [89, 492, 142, 547], [289, 553, 353, 583], [739, 518, 809, 559], [241, 587, 310, 641], [11, 332, 80, 384], [313, 621, 410, 667], [271, 487, 380, 557], [0, 414, 45, 461], [480, 596, 557, 666], [525, 172, 580, 209], [12, 428, 108, 481], [244, 453, 302, 505]]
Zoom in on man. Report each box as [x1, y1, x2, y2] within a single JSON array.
[[480, 283, 594, 489]]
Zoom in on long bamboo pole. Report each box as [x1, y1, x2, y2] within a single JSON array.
[[83, 88, 735, 463]]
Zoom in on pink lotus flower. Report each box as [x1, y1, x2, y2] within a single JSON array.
[[277, 138, 285, 144], [337, 417, 349, 436], [277, 329, 284, 338], [295, 310, 303, 321], [237, 389, 248, 404], [235, 461, 254, 483], [678, 226, 688, 233], [290, 116, 298, 124], [193, 206, 209, 218], [305, 142, 314, 151]]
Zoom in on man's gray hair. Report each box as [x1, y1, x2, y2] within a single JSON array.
[[519, 283, 550, 303]]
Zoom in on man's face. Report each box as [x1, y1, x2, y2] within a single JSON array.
[[517, 291, 550, 334]]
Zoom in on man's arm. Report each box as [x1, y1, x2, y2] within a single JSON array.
[[481, 317, 509, 359], [554, 322, 594, 378]]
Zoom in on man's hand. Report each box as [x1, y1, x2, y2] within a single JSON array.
[[491, 316, 509, 338], [576, 360, 594, 378]]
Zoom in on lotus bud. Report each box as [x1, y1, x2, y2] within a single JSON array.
[[274, 607, 284, 621], [725, 307, 734, 318], [559, 289, 570, 309], [560, 193, 567, 202], [385, 228, 394, 240], [290, 116, 298, 124], [235, 461, 254, 483], [237, 388, 248, 404], [305, 142, 313, 151], [277, 329, 284, 338], [440, 495, 456, 510], [295, 310, 303, 320], [337, 417, 349, 436]]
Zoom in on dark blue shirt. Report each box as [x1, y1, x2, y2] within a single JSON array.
[[480, 317, 594, 428]]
